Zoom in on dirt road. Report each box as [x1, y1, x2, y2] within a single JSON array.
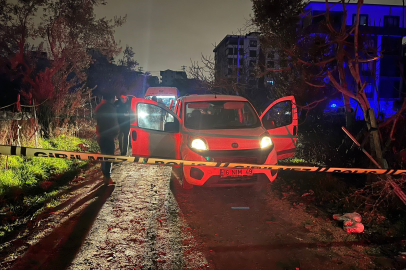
[[1, 163, 378, 270]]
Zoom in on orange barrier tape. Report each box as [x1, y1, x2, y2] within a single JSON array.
[[1, 145, 406, 176]]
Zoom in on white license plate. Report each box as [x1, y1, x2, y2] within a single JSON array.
[[220, 169, 253, 178]]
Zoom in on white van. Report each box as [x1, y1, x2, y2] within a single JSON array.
[[144, 87, 179, 109]]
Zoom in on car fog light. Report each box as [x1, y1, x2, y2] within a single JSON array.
[[190, 167, 204, 180]]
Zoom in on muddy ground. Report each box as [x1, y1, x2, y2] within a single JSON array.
[[0, 162, 399, 270]]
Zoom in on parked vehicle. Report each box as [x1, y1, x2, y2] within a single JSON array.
[[130, 94, 298, 188], [144, 87, 179, 109]]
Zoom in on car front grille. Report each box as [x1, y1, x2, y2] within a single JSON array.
[[211, 156, 258, 164], [201, 148, 273, 165]]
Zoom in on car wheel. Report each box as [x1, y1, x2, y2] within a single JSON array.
[[180, 164, 194, 190]]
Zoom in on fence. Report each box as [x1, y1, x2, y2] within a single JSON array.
[[0, 95, 102, 146]]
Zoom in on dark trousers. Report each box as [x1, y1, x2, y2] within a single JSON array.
[[118, 127, 130, 156], [98, 137, 115, 177]]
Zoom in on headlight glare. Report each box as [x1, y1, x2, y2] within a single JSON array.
[[260, 136, 273, 149], [191, 138, 208, 150]]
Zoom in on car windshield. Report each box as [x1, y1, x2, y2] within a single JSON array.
[[184, 101, 261, 130], [145, 95, 176, 107]]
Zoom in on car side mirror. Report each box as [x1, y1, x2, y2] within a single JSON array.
[[164, 121, 179, 132]]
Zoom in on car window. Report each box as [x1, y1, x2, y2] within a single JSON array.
[[184, 101, 260, 130], [263, 101, 292, 129], [137, 103, 176, 132]]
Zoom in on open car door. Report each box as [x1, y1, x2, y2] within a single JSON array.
[[130, 98, 181, 159], [260, 96, 298, 160]]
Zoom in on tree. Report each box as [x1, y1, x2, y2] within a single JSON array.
[[252, 0, 340, 118], [119, 45, 139, 70], [0, 0, 125, 137], [251, 0, 387, 163]]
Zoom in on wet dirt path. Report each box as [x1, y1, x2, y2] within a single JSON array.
[[173, 179, 375, 270], [1, 163, 378, 269]]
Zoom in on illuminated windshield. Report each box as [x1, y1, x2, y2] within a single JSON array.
[[184, 101, 260, 130], [145, 95, 176, 107]]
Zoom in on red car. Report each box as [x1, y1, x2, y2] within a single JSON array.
[[130, 95, 298, 188]]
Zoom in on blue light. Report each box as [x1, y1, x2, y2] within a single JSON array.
[[330, 103, 337, 108]]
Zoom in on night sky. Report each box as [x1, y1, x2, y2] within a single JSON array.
[[95, 0, 253, 76], [96, 0, 402, 77]]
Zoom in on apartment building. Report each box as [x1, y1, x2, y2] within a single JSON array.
[[303, 1, 406, 116], [213, 32, 278, 86], [160, 69, 187, 86]]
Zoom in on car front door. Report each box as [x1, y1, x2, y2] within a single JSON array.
[[260, 96, 298, 160], [130, 98, 181, 159]]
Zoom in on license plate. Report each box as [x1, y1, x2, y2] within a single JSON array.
[[220, 169, 253, 178]]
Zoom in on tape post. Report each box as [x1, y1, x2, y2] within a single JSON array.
[[1, 145, 406, 176]]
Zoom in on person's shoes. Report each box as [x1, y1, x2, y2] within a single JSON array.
[[103, 176, 115, 185]]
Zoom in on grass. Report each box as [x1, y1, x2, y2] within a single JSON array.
[[0, 135, 100, 239], [0, 135, 99, 196]]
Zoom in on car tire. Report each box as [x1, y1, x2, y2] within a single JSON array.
[[180, 164, 194, 190]]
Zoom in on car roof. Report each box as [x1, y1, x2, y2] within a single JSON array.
[[181, 94, 248, 102]]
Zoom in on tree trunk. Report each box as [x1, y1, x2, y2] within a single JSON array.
[[365, 108, 385, 167], [343, 95, 353, 129]]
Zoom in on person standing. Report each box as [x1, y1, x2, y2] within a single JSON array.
[[95, 92, 119, 184], [115, 91, 132, 156]]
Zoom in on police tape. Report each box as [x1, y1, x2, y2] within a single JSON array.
[[1, 145, 406, 176]]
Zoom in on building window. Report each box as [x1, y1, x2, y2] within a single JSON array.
[[228, 58, 234, 65], [364, 84, 373, 98], [312, 10, 343, 26], [266, 80, 275, 85], [360, 62, 371, 76], [312, 10, 325, 25], [227, 48, 235, 55], [267, 61, 275, 68], [384, 15, 399, 27], [267, 51, 275, 59], [352, 14, 368, 26], [381, 36, 402, 55], [228, 68, 233, 75], [238, 48, 244, 55], [228, 38, 238, 45], [249, 50, 257, 57], [249, 40, 257, 47], [329, 11, 344, 26]]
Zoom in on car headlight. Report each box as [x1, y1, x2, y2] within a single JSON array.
[[260, 136, 273, 149], [191, 138, 208, 151]]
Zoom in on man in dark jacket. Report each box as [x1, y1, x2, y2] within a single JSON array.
[[115, 91, 132, 156], [95, 92, 119, 184]]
